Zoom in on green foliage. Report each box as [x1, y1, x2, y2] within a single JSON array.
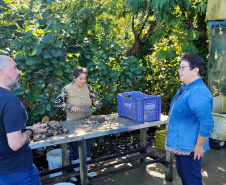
[[125, 0, 209, 113], [0, 0, 209, 124]]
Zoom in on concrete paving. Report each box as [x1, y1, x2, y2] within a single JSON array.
[[92, 146, 226, 185]]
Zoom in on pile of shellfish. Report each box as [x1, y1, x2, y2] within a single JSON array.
[[83, 115, 117, 127], [33, 120, 69, 142]]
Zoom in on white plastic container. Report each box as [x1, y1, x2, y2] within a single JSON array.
[[46, 149, 63, 178], [210, 113, 226, 141], [212, 96, 226, 113], [210, 96, 226, 141]]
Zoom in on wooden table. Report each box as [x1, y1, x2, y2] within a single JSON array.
[[30, 114, 172, 185]]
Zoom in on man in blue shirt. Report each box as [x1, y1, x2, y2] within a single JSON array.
[[0, 55, 47, 185]]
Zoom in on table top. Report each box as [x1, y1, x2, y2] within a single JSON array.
[[30, 114, 167, 149]]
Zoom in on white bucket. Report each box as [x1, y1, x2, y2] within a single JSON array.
[[46, 149, 63, 178], [54, 183, 75, 185]]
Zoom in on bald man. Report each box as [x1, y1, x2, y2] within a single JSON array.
[[0, 55, 47, 185]]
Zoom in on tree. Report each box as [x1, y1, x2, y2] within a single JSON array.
[[0, 0, 209, 123]]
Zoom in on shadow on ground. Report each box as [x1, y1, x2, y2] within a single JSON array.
[[92, 146, 226, 185]]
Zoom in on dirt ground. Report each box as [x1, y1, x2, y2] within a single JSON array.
[[91, 146, 226, 185]]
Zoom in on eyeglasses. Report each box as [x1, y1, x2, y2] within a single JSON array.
[[178, 66, 190, 71]]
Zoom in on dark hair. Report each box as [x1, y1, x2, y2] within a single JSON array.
[[181, 53, 205, 76], [73, 66, 88, 78]]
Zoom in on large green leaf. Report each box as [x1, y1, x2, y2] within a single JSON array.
[[110, 85, 117, 92], [64, 67, 71, 73], [19, 63, 26, 70], [46, 19, 62, 32], [46, 66, 54, 71], [59, 61, 66, 66], [53, 21, 62, 31], [8, 25, 17, 29], [109, 70, 116, 77], [52, 48, 64, 57], [15, 53, 23, 60], [126, 78, 132, 83], [55, 70, 63, 76], [12, 87, 24, 96], [34, 89, 39, 100], [99, 80, 106, 85], [25, 31, 34, 37], [51, 60, 58, 64], [42, 32, 55, 44], [25, 11, 34, 19], [36, 69, 45, 74], [53, 40, 63, 47], [24, 75, 31, 80], [10, 39, 22, 48], [89, 77, 96, 83], [31, 45, 42, 56], [42, 93, 49, 100], [35, 78, 44, 83], [26, 58, 36, 65], [84, 53, 91, 59], [69, 60, 77, 66], [42, 9, 52, 19], [42, 51, 52, 59], [46, 103, 52, 111], [97, 62, 107, 69]]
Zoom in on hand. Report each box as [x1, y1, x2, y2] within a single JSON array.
[[32, 123, 47, 134], [95, 101, 103, 108], [71, 106, 81, 113], [193, 144, 204, 160]]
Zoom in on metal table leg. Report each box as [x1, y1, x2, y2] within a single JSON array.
[[140, 128, 147, 163], [61, 143, 70, 174], [165, 151, 173, 181], [78, 139, 88, 185]]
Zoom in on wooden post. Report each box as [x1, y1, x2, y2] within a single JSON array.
[[140, 128, 147, 163], [165, 151, 173, 181], [78, 139, 88, 185], [61, 143, 70, 174]]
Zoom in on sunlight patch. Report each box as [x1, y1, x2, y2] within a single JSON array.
[[146, 167, 164, 178], [202, 171, 208, 177], [217, 167, 225, 172]]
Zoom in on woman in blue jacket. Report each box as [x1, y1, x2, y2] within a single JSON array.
[[165, 53, 214, 185]]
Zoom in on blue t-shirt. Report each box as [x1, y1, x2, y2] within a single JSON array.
[[0, 87, 32, 174]]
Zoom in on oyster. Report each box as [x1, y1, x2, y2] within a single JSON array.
[[33, 134, 47, 142], [40, 134, 46, 140], [53, 129, 58, 136], [62, 126, 69, 134], [46, 129, 54, 137], [32, 120, 70, 142], [83, 120, 93, 124], [89, 115, 105, 123], [58, 130, 63, 134], [33, 134, 42, 142]]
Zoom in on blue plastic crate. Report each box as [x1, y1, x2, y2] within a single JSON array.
[[117, 91, 161, 122]]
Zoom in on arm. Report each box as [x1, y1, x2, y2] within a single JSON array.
[[7, 123, 47, 151], [4, 98, 47, 151], [188, 86, 214, 159], [54, 87, 73, 111], [193, 134, 208, 160], [87, 84, 98, 106], [87, 84, 103, 107]]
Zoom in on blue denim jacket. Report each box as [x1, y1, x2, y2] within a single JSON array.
[[166, 78, 214, 151]]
